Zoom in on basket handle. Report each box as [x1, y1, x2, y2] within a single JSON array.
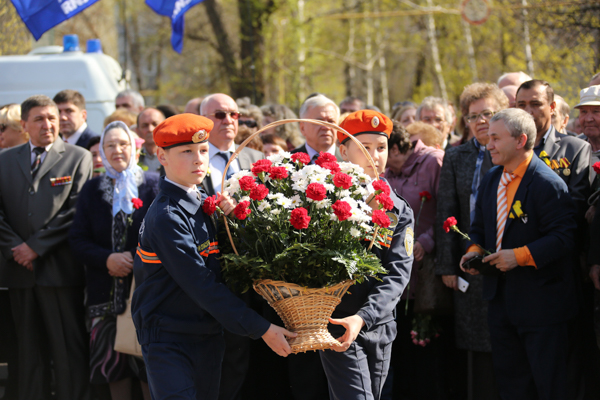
[[220, 118, 382, 255]]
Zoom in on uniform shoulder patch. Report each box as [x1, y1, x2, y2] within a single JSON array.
[[405, 227, 414, 257], [198, 239, 210, 254], [386, 211, 399, 228]]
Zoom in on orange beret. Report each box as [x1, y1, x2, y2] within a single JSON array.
[[337, 110, 393, 144], [153, 113, 214, 149]]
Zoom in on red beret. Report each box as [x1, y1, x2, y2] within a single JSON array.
[[153, 113, 214, 149], [337, 110, 393, 144]]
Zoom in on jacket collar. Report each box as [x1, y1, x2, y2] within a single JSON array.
[[17, 137, 66, 185], [159, 177, 202, 215]]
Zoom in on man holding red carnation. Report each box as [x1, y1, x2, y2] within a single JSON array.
[[317, 109, 414, 400]]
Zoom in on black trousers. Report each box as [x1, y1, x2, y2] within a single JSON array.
[[10, 285, 90, 400], [488, 286, 569, 400]]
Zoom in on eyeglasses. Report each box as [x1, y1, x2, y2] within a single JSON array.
[[210, 111, 240, 120], [104, 142, 131, 151], [239, 119, 257, 128], [466, 110, 496, 124]]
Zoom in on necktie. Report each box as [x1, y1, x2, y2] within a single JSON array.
[[31, 147, 45, 179], [470, 141, 486, 223], [496, 171, 515, 252], [310, 153, 319, 165], [216, 152, 233, 181]]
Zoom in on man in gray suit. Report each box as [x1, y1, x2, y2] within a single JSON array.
[[291, 94, 343, 163], [200, 93, 263, 197], [0, 95, 93, 400]]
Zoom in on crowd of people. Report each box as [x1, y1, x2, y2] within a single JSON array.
[[0, 68, 600, 400]]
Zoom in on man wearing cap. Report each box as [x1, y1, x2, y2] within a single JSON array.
[[575, 85, 600, 164], [319, 110, 413, 400], [131, 113, 295, 400], [291, 94, 343, 163]]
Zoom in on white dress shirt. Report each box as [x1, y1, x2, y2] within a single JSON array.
[[208, 142, 240, 194], [304, 142, 336, 161], [63, 122, 87, 145], [29, 141, 53, 165], [165, 177, 198, 194]]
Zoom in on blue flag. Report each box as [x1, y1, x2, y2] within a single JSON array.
[[146, 0, 204, 54], [10, 0, 100, 41]]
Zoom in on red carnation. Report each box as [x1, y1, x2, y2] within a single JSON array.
[[320, 161, 341, 174], [269, 166, 289, 180], [594, 161, 600, 175], [291, 152, 311, 165], [202, 195, 218, 215], [239, 176, 257, 192], [251, 159, 273, 176], [290, 207, 311, 229], [443, 216, 458, 233], [333, 172, 353, 189], [372, 209, 391, 228], [332, 200, 352, 221], [419, 191, 432, 202], [315, 152, 337, 167], [234, 201, 252, 220], [306, 183, 327, 201], [131, 198, 143, 210], [372, 180, 391, 195], [249, 184, 269, 201], [376, 193, 394, 211]]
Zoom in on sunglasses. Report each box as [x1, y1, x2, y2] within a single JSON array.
[[0, 124, 6, 133], [239, 120, 258, 128], [210, 111, 240, 120]]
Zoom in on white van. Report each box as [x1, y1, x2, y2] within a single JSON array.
[[0, 35, 126, 134]]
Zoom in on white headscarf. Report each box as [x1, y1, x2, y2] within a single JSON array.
[[100, 121, 144, 216]]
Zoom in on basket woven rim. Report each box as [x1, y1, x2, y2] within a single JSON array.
[[253, 278, 354, 295]]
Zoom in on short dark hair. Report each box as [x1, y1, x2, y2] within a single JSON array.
[[21, 95, 57, 121], [86, 135, 101, 150], [53, 89, 86, 109], [517, 80, 554, 104], [388, 121, 412, 154], [261, 133, 288, 151], [340, 96, 365, 109], [156, 104, 179, 119]]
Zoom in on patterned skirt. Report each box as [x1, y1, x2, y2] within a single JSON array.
[[89, 315, 146, 384]]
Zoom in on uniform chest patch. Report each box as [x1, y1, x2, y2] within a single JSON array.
[[198, 240, 210, 254], [405, 227, 414, 257]]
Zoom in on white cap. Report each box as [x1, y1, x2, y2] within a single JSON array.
[[575, 85, 600, 108]]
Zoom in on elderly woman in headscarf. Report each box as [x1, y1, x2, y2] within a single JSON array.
[[70, 121, 159, 400]]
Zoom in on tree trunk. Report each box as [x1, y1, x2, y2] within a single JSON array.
[[424, 0, 447, 101]]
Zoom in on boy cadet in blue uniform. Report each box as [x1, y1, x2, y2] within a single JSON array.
[[131, 114, 295, 400], [321, 110, 414, 400]]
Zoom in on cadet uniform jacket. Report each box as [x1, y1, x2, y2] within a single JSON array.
[[132, 178, 270, 344], [331, 184, 414, 331]]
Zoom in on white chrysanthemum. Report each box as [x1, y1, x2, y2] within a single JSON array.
[[267, 152, 288, 164], [341, 196, 358, 209], [240, 196, 251, 202], [277, 196, 293, 209], [272, 208, 281, 215], [268, 192, 284, 200], [315, 199, 332, 209], [310, 174, 329, 185], [291, 170, 305, 182], [330, 214, 338, 221], [290, 195, 303, 207], [358, 201, 371, 212], [292, 179, 309, 191], [302, 164, 328, 177], [339, 162, 364, 175], [281, 163, 294, 172], [360, 223, 373, 232], [258, 201, 271, 212], [354, 187, 369, 197], [324, 183, 335, 192], [339, 190, 351, 198], [350, 227, 361, 238]]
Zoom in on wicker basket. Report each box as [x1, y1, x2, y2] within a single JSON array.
[[253, 279, 354, 353]]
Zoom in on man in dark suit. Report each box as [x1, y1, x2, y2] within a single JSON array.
[[53, 89, 98, 149], [0, 95, 93, 399], [516, 80, 592, 220], [291, 94, 343, 163], [462, 108, 578, 400]]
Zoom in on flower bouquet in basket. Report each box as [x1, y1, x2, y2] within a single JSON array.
[[217, 151, 392, 353]]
